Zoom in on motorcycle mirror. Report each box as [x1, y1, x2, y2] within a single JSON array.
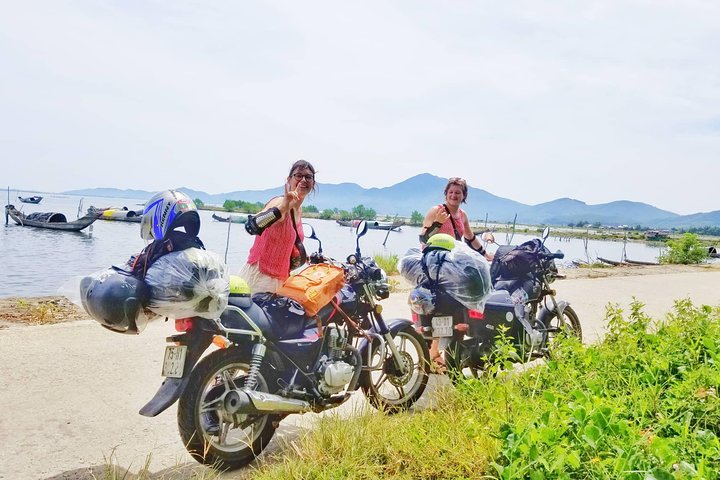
[[542, 226, 551, 242], [302, 222, 317, 240], [302, 222, 322, 254], [355, 220, 367, 258]]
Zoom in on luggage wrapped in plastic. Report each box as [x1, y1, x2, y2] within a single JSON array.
[[144, 248, 229, 319], [61, 267, 159, 335], [399, 241, 491, 312]]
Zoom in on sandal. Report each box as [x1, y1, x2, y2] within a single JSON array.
[[430, 353, 447, 374]]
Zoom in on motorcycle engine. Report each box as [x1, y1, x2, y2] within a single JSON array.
[[317, 358, 355, 395], [316, 325, 356, 395]]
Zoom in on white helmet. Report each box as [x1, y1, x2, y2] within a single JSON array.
[[140, 190, 200, 241]]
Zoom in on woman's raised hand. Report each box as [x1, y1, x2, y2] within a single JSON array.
[[281, 181, 302, 213]]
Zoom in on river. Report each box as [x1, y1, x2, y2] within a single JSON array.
[[2, 193, 671, 297]]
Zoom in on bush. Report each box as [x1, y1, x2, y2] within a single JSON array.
[[251, 300, 720, 479], [660, 233, 708, 264], [373, 253, 398, 275]]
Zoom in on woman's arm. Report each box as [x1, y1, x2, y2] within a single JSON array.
[[462, 212, 494, 261], [419, 206, 448, 243], [246, 182, 302, 236]]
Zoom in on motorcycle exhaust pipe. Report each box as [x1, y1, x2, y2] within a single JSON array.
[[224, 389, 312, 415]]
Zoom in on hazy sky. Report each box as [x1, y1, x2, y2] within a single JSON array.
[[1, 1, 719, 215]]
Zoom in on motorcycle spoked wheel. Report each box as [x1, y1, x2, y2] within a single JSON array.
[[177, 348, 280, 470], [544, 305, 582, 347], [360, 325, 430, 413]]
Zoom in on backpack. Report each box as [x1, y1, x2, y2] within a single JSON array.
[[490, 239, 543, 283], [130, 230, 205, 280]]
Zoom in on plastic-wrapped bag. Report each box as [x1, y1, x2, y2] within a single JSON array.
[[60, 267, 159, 334], [144, 248, 229, 319], [399, 241, 491, 312]]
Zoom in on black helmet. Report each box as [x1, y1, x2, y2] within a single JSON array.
[[80, 269, 152, 334]]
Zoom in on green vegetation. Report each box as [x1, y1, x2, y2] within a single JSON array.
[[352, 204, 377, 221], [222, 199, 264, 213], [373, 253, 399, 275], [193, 198, 204, 208], [251, 300, 720, 479], [660, 233, 708, 264], [409, 210, 423, 226], [303, 204, 319, 213]]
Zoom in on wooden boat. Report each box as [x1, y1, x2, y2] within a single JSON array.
[[624, 258, 660, 266], [597, 257, 627, 266], [18, 195, 43, 204], [88, 206, 142, 223], [5, 204, 99, 232], [336, 219, 402, 231], [212, 213, 248, 224]]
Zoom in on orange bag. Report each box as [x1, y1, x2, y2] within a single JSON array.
[[276, 264, 345, 316]]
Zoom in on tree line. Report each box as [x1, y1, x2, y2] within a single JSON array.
[[196, 197, 429, 226]]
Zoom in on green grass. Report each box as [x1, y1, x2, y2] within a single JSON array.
[[374, 253, 399, 275], [251, 299, 720, 479]]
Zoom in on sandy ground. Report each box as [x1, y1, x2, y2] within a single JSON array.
[[1, 264, 720, 479]]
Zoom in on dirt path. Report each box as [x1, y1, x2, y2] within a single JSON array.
[[1, 266, 719, 479]]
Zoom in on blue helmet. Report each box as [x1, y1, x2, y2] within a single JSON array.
[[140, 190, 200, 241]]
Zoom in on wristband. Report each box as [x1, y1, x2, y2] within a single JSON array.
[[245, 207, 281, 236]]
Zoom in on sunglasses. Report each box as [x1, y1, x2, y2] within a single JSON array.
[[292, 173, 315, 182], [449, 177, 466, 184]]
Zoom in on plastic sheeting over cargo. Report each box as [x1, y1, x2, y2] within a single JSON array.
[[144, 248, 229, 319], [399, 242, 491, 312]]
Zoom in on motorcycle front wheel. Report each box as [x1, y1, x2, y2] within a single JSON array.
[[177, 348, 279, 470], [360, 325, 430, 413], [545, 304, 582, 345]]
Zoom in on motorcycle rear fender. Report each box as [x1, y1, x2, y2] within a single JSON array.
[[537, 300, 570, 326], [138, 329, 214, 417]]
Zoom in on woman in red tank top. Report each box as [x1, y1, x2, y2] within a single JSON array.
[[418, 177, 494, 372], [240, 160, 316, 293], [419, 177, 493, 261]]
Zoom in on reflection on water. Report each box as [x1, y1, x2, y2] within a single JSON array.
[[1, 193, 671, 297]]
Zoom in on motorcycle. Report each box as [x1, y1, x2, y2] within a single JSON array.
[[139, 220, 430, 470], [408, 227, 582, 379]]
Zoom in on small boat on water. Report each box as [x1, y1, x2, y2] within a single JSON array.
[[597, 256, 627, 266], [336, 219, 403, 231], [18, 195, 43, 204], [88, 206, 142, 223], [212, 213, 248, 224], [5, 204, 99, 232], [624, 258, 660, 266]]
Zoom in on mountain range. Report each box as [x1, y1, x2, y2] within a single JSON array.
[[63, 173, 720, 228]]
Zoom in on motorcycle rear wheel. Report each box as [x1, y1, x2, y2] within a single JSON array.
[[360, 325, 430, 413], [177, 348, 278, 470]]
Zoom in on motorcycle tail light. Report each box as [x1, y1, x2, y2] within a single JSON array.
[[175, 318, 194, 332], [468, 309, 484, 320]]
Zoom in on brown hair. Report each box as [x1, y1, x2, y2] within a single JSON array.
[[288, 159, 317, 194], [444, 177, 467, 203]]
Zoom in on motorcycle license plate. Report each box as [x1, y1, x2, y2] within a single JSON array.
[[162, 345, 187, 378], [431, 316, 453, 337]]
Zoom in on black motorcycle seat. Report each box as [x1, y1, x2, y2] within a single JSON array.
[[222, 295, 316, 341]]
